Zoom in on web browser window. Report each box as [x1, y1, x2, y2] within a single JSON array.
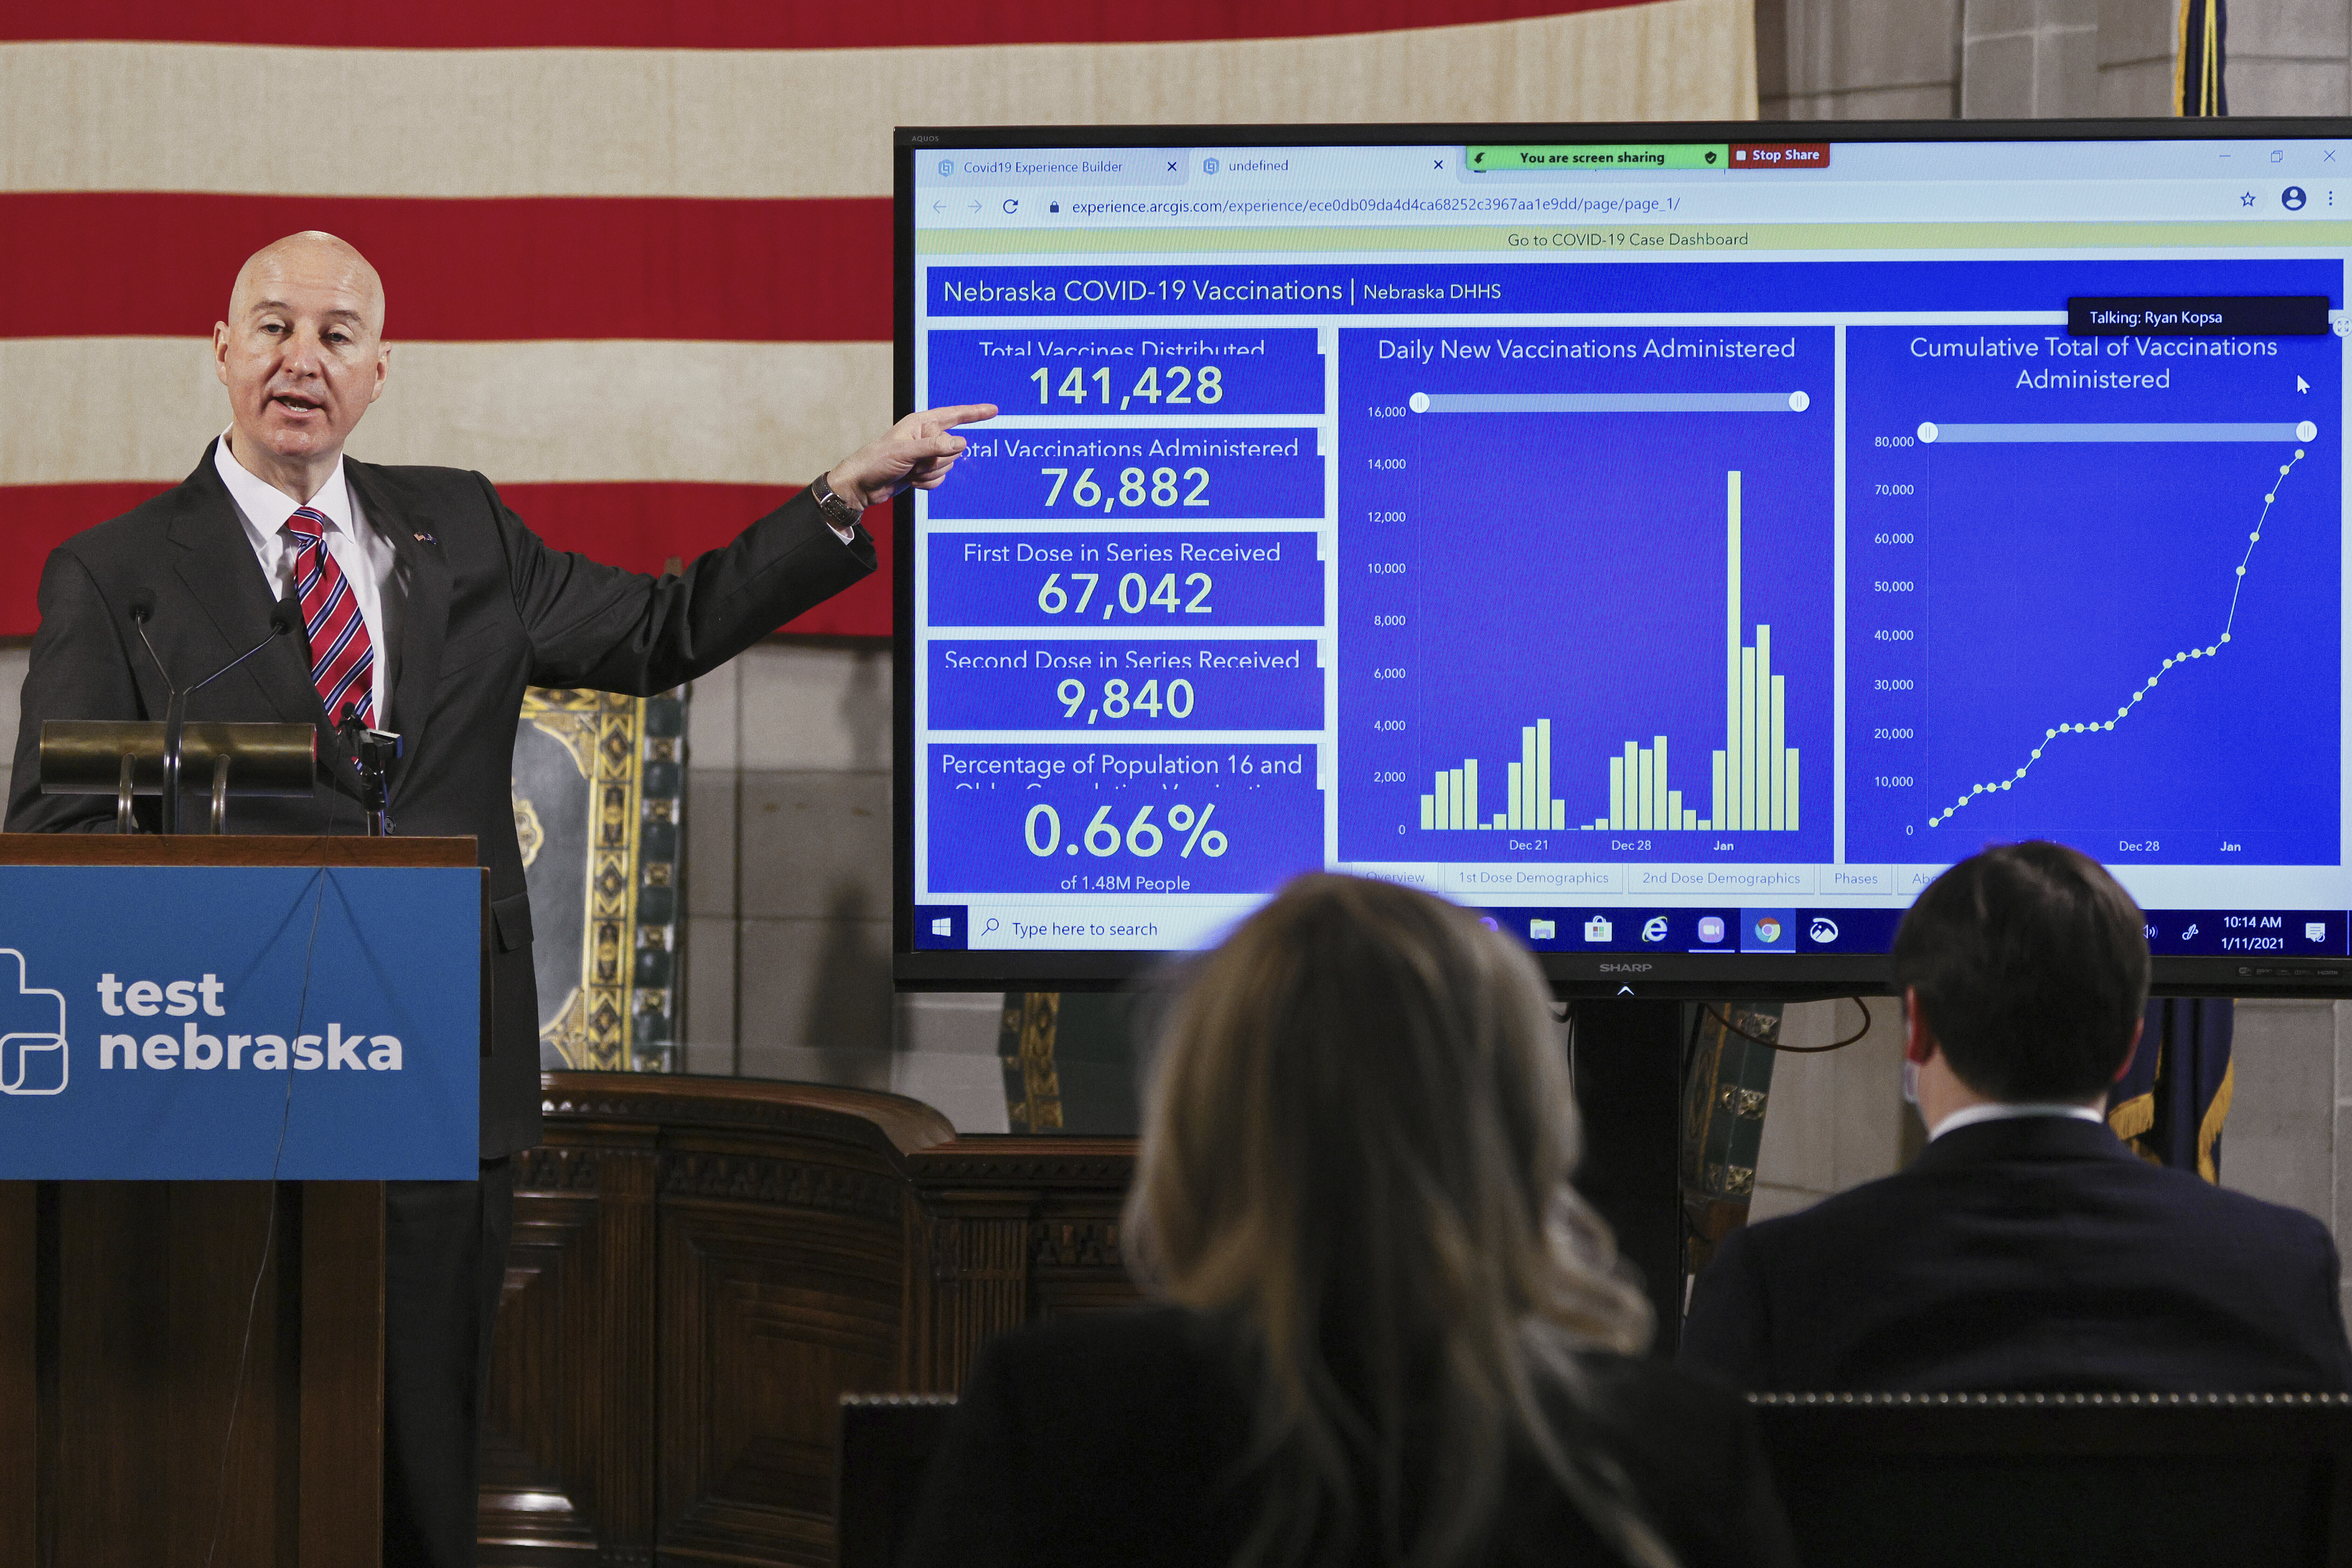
[[898, 129, 2352, 990]]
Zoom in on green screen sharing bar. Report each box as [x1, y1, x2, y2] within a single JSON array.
[[1467, 144, 1731, 172]]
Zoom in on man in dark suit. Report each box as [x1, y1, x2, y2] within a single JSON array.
[[1682, 841, 2352, 1393], [5, 231, 992, 1565]]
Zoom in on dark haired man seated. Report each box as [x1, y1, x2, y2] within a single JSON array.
[[1682, 841, 2352, 1392]]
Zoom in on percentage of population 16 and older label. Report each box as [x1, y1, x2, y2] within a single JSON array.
[[926, 744, 1325, 894]]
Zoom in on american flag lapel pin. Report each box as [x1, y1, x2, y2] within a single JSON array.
[[414, 530, 436, 544]]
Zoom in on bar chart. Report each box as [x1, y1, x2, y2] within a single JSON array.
[[1414, 471, 1803, 836], [1340, 325, 1835, 865]]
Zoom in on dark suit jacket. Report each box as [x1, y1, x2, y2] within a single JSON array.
[[7, 443, 873, 1155], [899, 1307, 1798, 1568], [1681, 1114, 2352, 1392]]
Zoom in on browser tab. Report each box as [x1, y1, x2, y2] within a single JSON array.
[[923, 148, 1190, 187]]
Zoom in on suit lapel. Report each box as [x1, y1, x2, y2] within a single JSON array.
[[168, 441, 330, 735], [345, 458, 451, 794]]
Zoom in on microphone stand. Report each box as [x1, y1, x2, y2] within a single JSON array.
[[337, 712, 403, 836], [131, 592, 302, 834]]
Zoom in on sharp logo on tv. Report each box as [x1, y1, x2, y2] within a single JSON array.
[[0, 949, 68, 1096]]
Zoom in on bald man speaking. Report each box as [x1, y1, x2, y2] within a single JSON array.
[[7, 232, 992, 1565]]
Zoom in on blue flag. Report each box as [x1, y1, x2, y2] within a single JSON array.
[[2109, 999, 2234, 1181]]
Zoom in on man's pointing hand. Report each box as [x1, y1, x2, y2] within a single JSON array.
[[826, 403, 997, 512]]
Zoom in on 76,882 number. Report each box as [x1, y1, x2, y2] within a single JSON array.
[[1042, 466, 1209, 511]]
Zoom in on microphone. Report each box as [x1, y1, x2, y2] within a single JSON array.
[[124, 589, 304, 833], [189, 590, 305, 698]]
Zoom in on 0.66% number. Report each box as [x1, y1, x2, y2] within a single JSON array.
[[1024, 801, 1229, 859]]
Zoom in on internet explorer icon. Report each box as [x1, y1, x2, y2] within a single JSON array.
[[0, 948, 68, 1096]]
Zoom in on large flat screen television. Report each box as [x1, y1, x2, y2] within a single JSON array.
[[892, 119, 2352, 998]]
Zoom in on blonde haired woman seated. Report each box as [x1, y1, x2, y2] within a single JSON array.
[[900, 874, 1796, 1568]]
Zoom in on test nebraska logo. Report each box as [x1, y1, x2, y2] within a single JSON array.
[[0, 948, 68, 1096]]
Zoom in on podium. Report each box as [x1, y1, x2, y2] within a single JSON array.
[[0, 834, 483, 1568]]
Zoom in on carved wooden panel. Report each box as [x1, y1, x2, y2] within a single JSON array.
[[482, 1075, 1140, 1568], [656, 1199, 903, 1567]]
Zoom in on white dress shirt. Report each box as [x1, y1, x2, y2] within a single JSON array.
[[1927, 1100, 2108, 1141], [214, 434, 406, 726]]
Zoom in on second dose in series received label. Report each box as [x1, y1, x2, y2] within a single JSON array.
[[930, 640, 1322, 731]]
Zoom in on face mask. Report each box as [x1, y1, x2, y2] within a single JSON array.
[[1902, 1057, 1920, 1106]]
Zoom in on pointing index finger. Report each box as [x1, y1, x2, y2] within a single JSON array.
[[918, 403, 998, 435]]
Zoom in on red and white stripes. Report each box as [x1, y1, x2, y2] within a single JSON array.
[[0, 0, 1755, 637]]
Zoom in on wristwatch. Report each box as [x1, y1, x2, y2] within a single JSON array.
[[810, 471, 863, 538]]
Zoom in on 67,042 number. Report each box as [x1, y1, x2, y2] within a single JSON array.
[[1043, 466, 1210, 512], [1024, 802, 1228, 858], [1039, 571, 1212, 617]]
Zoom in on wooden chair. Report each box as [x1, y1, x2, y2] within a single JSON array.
[[1752, 1391, 2352, 1568], [834, 1387, 2352, 1568], [837, 1393, 959, 1568]]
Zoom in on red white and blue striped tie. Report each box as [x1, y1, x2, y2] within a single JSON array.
[[283, 507, 375, 727]]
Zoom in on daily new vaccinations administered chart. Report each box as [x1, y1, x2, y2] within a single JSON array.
[[1339, 325, 1836, 866]]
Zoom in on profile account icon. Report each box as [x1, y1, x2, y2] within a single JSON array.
[[0, 948, 67, 1096]]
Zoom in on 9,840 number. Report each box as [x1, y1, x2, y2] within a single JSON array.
[[1057, 677, 1196, 723]]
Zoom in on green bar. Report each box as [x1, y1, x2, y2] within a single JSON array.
[[1467, 143, 1730, 173]]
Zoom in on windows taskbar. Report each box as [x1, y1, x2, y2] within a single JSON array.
[[1467, 906, 2351, 958], [909, 903, 2351, 957]]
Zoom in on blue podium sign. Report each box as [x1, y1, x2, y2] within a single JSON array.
[[0, 864, 480, 1179]]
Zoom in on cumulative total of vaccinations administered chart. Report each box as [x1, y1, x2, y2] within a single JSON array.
[[1339, 325, 1837, 865], [1843, 323, 2343, 868]]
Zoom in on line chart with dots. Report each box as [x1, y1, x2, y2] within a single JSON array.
[[1844, 324, 2342, 869], [1928, 442, 2310, 828]]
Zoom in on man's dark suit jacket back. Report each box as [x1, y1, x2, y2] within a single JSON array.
[[1681, 1115, 2352, 1392], [7, 445, 871, 1155]]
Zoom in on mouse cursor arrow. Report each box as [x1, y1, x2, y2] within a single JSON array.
[[2299, 375, 2311, 392]]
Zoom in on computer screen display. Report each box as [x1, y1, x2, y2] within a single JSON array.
[[893, 121, 2352, 996]]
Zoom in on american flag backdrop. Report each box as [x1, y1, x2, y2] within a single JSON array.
[[0, 0, 1754, 638]]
